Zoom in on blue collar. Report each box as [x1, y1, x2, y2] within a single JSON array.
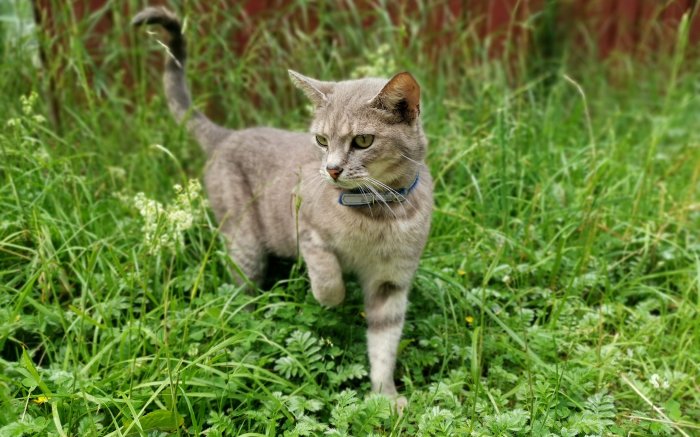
[[338, 174, 420, 207]]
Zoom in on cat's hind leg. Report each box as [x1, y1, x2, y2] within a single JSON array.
[[223, 223, 266, 286], [206, 160, 266, 286]]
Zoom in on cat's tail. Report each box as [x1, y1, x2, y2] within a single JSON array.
[[132, 7, 228, 155]]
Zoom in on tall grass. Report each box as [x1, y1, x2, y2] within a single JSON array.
[[1, 1, 698, 435]]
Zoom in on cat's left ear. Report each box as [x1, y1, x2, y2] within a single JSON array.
[[370, 72, 421, 123], [288, 70, 334, 107]]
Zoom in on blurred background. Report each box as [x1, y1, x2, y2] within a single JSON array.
[[4, 1, 699, 133]]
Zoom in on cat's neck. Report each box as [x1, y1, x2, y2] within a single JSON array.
[[384, 163, 423, 191], [386, 173, 418, 192]]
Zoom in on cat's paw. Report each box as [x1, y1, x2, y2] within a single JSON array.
[[311, 283, 345, 307], [394, 395, 408, 416]]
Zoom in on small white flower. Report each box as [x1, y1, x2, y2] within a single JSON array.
[[107, 166, 126, 179], [33, 147, 51, 162], [21, 91, 40, 115], [650, 373, 660, 388], [649, 373, 669, 390], [123, 179, 205, 253], [187, 343, 200, 357], [167, 208, 194, 232]]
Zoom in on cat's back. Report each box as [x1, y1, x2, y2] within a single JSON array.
[[207, 126, 317, 186], [214, 126, 315, 166], [204, 126, 319, 258]]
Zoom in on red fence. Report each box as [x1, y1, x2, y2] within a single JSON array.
[[28, 0, 699, 128], [34, 0, 700, 57], [34, 0, 699, 59]]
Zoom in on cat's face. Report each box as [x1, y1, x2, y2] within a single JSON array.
[[290, 71, 426, 190]]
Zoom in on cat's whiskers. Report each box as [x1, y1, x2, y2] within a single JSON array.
[[373, 187, 399, 219], [365, 176, 414, 210], [357, 184, 374, 218], [399, 152, 423, 167], [366, 176, 405, 198], [363, 181, 398, 219]]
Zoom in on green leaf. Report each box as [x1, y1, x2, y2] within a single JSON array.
[[20, 377, 37, 389], [20, 349, 52, 396], [663, 400, 681, 421], [124, 410, 184, 435], [0, 416, 49, 436]]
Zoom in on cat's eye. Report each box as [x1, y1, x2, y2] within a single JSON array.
[[315, 135, 329, 147], [352, 134, 374, 148]]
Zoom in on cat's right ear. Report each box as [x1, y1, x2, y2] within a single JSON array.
[[288, 70, 333, 107]]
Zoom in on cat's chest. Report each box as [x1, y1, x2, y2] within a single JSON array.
[[342, 218, 404, 249], [327, 207, 426, 269]]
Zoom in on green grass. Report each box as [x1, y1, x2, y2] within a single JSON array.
[[1, 1, 699, 436]]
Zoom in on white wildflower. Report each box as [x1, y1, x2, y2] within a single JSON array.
[[187, 343, 200, 357], [649, 374, 660, 388], [649, 373, 669, 390], [33, 147, 51, 162], [7, 92, 49, 161], [125, 179, 206, 254], [132, 192, 164, 249], [21, 91, 39, 115], [107, 166, 127, 179], [167, 208, 194, 232]]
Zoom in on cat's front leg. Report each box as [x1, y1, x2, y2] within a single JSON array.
[[364, 280, 409, 401], [299, 229, 345, 307]]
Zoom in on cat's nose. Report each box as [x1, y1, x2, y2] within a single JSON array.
[[326, 165, 343, 180]]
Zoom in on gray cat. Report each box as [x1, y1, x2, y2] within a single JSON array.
[[132, 7, 433, 406]]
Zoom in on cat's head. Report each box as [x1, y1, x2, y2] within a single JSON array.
[[289, 70, 426, 190]]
